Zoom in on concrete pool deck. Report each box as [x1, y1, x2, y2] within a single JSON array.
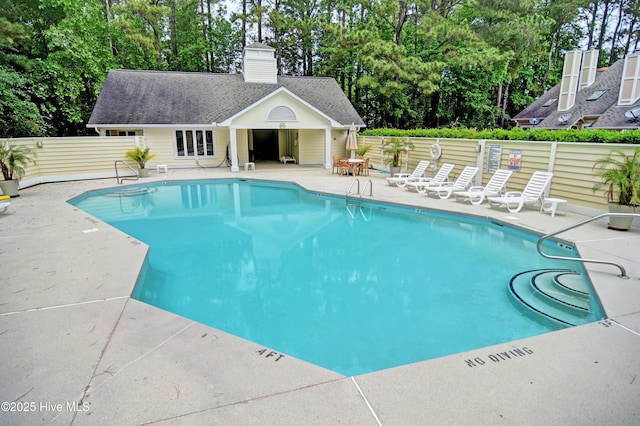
[[1, 165, 639, 425]]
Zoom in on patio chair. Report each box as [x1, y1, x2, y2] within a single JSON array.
[[386, 160, 430, 186], [405, 163, 455, 193], [336, 158, 351, 175], [425, 166, 479, 199], [356, 157, 370, 176], [487, 171, 554, 213], [452, 169, 513, 205], [332, 156, 340, 174]]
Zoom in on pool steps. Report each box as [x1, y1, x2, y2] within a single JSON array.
[[509, 269, 597, 327]]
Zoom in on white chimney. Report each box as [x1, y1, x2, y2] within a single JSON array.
[[618, 51, 640, 106], [578, 50, 599, 90], [242, 43, 277, 84], [558, 50, 582, 111]]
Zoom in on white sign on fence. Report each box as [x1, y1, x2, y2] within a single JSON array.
[[486, 145, 502, 173]]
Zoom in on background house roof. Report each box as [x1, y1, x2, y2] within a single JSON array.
[[512, 84, 561, 125], [591, 99, 640, 129], [88, 70, 365, 127], [538, 60, 623, 129], [514, 53, 640, 130], [514, 60, 625, 129]]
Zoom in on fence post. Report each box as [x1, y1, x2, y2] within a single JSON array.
[[475, 140, 486, 185]]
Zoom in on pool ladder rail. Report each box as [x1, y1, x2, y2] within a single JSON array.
[[346, 178, 373, 220], [114, 160, 140, 184]]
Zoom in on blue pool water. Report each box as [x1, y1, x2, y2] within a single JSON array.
[[70, 179, 603, 376]]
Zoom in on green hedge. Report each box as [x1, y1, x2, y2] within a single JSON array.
[[360, 128, 640, 143]]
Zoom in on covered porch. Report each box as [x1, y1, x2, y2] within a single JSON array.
[[227, 125, 339, 172]]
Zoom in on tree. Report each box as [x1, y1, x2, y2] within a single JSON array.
[[623, 0, 640, 54], [417, 10, 509, 128], [468, 0, 549, 126], [274, 0, 322, 75], [114, 0, 169, 71], [0, 67, 48, 137], [168, 0, 210, 72], [3, 0, 640, 137], [29, 0, 118, 135], [210, 4, 243, 73], [0, 0, 117, 136], [537, 0, 585, 89]]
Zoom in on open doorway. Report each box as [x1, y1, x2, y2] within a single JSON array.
[[251, 130, 279, 161]]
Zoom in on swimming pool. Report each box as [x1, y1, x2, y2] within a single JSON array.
[[69, 179, 603, 376]]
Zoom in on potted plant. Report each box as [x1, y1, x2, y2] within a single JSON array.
[[383, 137, 414, 176], [0, 141, 36, 197], [593, 147, 640, 230], [355, 144, 373, 157], [125, 146, 156, 178]]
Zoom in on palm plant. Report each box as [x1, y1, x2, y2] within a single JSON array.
[[355, 144, 373, 156], [383, 138, 414, 167], [593, 148, 640, 206], [0, 142, 36, 181], [125, 146, 156, 169]]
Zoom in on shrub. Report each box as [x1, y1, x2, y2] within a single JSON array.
[[360, 127, 640, 144]]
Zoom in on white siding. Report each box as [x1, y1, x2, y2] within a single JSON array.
[[243, 58, 277, 83]]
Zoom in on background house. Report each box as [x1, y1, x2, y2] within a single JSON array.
[[514, 49, 640, 130], [87, 43, 365, 172]]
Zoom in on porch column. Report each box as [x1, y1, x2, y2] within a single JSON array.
[[229, 126, 240, 172], [324, 127, 332, 170]]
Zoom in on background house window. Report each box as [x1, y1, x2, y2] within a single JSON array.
[[175, 130, 215, 158], [105, 129, 142, 136], [586, 90, 607, 101]]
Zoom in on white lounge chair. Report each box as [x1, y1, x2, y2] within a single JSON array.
[[487, 171, 554, 213], [0, 202, 10, 213], [280, 155, 296, 164], [425, 166, 479, 199], [452, 169, 513, 205], [405, 163, 455, 193], [386, 160, 430, 187]]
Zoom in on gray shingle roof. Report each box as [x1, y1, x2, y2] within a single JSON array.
[[512, 84, 561, 124], [591, 100, 640, 129], [88, 70, 365, 127], [538, 60, 624, 129], [514, 57, 640, 130]]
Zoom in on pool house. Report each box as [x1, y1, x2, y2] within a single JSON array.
[[86, 43, 365, 172]]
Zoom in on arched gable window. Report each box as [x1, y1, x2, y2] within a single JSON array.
[[267, 105, 297, 121]]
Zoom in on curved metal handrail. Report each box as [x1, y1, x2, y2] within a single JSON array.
[[346, 178, 373, 206], [537, 212, 640, 279], [346, 178, 360, 203], [114, 160, 139, 184], [361, 179, 373, 199]]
